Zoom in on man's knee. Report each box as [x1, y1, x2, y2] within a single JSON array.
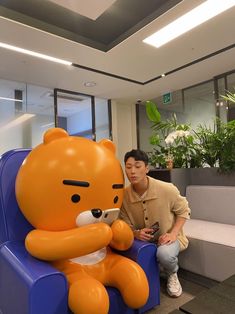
[[157, 245, 173, 264], [156, 242, 180, 265]]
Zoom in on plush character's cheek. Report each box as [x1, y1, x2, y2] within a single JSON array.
[[76, 209, 103, 226]]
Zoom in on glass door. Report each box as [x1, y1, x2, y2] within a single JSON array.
[[54, 88, 112, 141], [54, 88, 95, 139]]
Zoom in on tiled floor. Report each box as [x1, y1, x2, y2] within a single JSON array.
[[146, 276, 208, 314]]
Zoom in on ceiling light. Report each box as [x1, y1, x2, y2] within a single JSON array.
[[143, 0, 235, 48], [0, 42, 72, 65], [84, 81, 96, 87], [161, 73, 165, 77], [0, 96, 23, 102]]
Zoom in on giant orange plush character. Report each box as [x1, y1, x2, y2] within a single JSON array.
[[15, 128, 149, 314]]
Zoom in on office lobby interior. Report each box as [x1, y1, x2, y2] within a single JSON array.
[[0, 1, 235, 313]]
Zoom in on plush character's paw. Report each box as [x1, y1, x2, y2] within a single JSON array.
[[110, 219, 134, 250]]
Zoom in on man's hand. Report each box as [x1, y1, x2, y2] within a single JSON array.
[[158, 216, 186, 245], [134, 228, 154, 241], [158, 232, 177, 245]]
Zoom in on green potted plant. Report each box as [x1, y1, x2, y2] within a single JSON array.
[[145, 100, 235, 173], [145, 98, 235, 193], [193, 121, 220, 168], [145, 101, 201, 169], [219, 89, 235, 172], [217, 119, 235, 172]]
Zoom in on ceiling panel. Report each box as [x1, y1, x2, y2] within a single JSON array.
[[0, 0, 234, 104]]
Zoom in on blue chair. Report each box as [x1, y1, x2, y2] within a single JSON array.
[[0, 149, 160, 314]]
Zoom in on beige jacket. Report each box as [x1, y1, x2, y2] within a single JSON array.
[[120, 176, 190, 251]]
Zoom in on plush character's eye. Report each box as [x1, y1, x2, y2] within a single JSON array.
[[71, 194, 80, 203], [113, 196, 119, 204], [76, 209, 102, 226]]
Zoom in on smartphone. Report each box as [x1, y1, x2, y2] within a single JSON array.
[[101, 208, 120, 225], [149, 221, 160, 243]]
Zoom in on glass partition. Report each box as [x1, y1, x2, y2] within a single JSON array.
[[0, 80, 111, 156], [216, 77, 227, 123], [95, 98, 110, 141], [183, 81, 215, 130], [138, 80, 216, 151], [26, 84, 55, 147], [227, 72, 235, 121], [0, 79, 54, 155]]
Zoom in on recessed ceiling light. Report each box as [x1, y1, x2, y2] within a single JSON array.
[[84, 81, 96, 87], [0, 42, 72, 65], [143, 0, 235, 48]]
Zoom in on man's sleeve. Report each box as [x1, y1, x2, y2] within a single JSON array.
[[171, 185, 191, 219], [119, 203, 135, 230]]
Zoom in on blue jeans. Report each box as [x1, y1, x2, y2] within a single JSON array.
[[156, 240, 180, 275]]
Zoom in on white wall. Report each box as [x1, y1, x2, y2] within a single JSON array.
[[111, 100, 137, 185]]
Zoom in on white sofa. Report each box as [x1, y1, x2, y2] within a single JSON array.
[[179, 185, 235, 282]]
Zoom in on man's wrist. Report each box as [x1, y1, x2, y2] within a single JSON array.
[[171, 229, 179, 236], [133, 229, 140, 238]]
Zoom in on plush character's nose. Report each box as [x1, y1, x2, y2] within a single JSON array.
[[91, 208, 102, 218]]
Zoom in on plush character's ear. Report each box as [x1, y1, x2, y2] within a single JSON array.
[[99, 139, 116, 154], [43, 128, 69, 144]]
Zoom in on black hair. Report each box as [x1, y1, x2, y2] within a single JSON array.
[[124, 149, 149, 166]]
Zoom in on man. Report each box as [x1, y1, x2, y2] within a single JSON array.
[[120, 149, 190, 297]]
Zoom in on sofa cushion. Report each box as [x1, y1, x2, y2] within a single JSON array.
[[186, 185, 235, 225], [184, 219, 235, 248]]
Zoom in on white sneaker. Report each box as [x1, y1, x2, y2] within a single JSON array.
[[167, 272, 182, 297]]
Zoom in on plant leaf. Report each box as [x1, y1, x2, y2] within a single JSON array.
[[220, 90, 235, 103], [145, 101, 161, 123]]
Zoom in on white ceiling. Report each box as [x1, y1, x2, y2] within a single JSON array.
[[0, 0, 235, 105]]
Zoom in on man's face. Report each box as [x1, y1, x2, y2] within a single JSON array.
[[125, 157, 149, 185]]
